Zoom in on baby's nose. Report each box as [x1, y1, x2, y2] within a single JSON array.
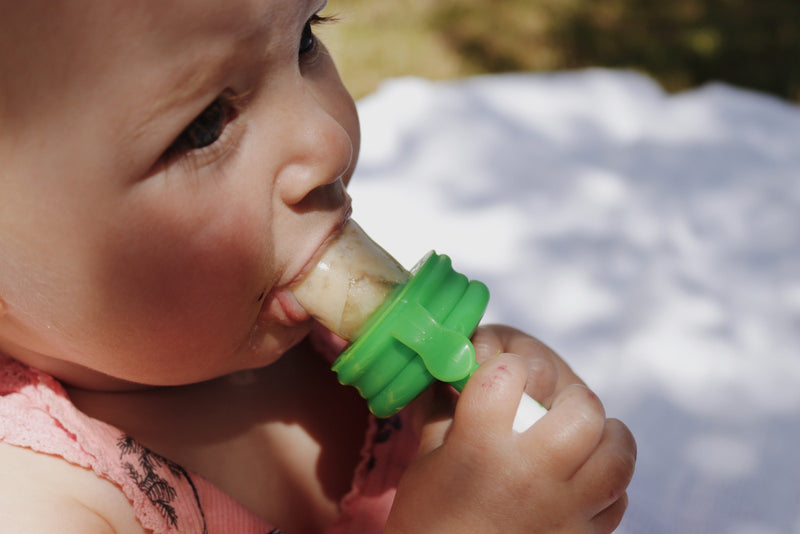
[[276, 87, 354, 207]]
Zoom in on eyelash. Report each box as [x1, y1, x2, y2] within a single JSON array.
[[300, 14, 336, 59], [160, 91, 245, 169]]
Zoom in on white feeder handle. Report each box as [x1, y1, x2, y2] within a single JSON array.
[[512, 392, 549, 433]]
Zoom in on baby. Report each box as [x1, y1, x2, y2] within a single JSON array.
[[0, 1, 635, 533]]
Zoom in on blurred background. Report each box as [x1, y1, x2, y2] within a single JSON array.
[[319, 3, 800, 532], [320, 0, 800, 102]]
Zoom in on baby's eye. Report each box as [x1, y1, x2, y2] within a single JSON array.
[[169, 98, 233, 154], [299, 14, 335, 57], [299, 18, 319, 56]]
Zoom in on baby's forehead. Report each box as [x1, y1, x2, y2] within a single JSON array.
[[3, 0, 290, 74], [1, 0, 298, 127], [3, 0, 269, 39], [134, 0, 280, 43]]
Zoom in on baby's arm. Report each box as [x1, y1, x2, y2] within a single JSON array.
[[385, 325, 636, 533], [0, 442, 146, 534]]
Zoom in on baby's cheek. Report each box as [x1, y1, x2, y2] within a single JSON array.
[[93, 212, 267, 358]]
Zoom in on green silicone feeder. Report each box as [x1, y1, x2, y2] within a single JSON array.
[[291, 219, 547, 431]]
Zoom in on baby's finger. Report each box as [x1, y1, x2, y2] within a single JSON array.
[[473, 325, 585, 407], [411, 383, 457, 456], [523, 383, 606, 479], [573, 418, 637, 515], [592, 492, 629, 534], [528, 339, 586, 407], [521, 351, 559, 408], [450, 353, 529, 439], [470, 325, 505, 363]]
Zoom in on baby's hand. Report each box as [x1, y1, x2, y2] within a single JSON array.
[[385, 325, 636, 533]]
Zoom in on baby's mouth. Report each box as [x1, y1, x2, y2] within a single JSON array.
[[287, 219, 410, 341], [274, 290, 311, 324], [255, 285, 311, 329], [258, 203, 354, 329]]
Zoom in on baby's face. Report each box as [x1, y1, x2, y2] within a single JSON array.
[[0, 0, 359, 386]]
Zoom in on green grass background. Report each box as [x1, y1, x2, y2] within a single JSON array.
[[320, 0, 800, 101]]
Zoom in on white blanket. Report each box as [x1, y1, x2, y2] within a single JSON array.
[[348, 69, 800, 534]]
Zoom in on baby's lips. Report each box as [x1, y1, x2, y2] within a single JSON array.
[[274, 289, 311, 324], [256, 288, 311, 329]]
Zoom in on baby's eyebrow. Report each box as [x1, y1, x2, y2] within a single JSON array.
[[121, 61, 225, 152], [121, 0, 310, 152], [125, 21, 267, 149], [153, 67, 223, 118], [147, 4, 275, 109]]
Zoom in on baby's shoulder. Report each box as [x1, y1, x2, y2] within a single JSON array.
[[0, 441, 146, 534]]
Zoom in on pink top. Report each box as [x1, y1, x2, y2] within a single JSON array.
[[0, 353, 419, 533]]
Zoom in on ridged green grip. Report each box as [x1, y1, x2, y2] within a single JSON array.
[[331, 252, 489, 417]]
